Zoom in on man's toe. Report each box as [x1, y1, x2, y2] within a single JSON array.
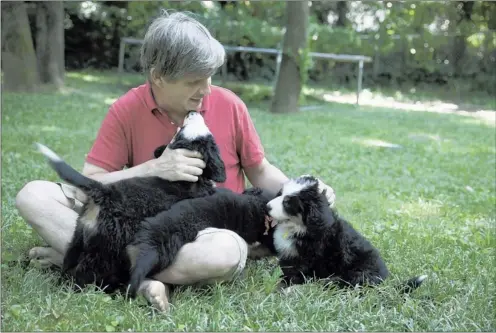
[[140, 280, 171, 313], [28, 247, 63, 267]]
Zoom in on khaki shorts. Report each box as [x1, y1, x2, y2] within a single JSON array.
[[56, 182, 248, 281], [57, 182, 85, 214]]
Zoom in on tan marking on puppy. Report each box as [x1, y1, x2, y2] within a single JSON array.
[[126, 245, 140, 270], [80, 200, 100, 231], [248, 242, 273, 260]]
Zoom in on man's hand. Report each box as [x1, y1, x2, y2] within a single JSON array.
[[316, 178, 337, 208], [146, 146, 206, 182], [317, 179, 336, 208]]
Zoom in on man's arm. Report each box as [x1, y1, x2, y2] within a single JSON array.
[[243, 158, 289, 192], [82, 146, 206, 185], [82, 162, 149, 184]]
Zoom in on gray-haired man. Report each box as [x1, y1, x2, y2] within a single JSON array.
[[16, 11, 336, 311]]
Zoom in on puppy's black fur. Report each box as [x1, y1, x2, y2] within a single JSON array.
[[126, 186, 277, 298], [266, 175, 427, 293], [35, 111, 226, 293]]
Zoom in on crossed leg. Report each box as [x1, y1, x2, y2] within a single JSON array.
[[15, 180, 249, 312]]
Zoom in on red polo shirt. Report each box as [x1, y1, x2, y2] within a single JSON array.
[[85, 81, 265, 193]]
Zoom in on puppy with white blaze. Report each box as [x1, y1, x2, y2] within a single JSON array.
[[35, 111, 226, 294], [125, 186, 278, 298], [266, 175, 427, 293]]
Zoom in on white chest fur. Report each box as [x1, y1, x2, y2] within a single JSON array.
[[273, 223, 306, 259]]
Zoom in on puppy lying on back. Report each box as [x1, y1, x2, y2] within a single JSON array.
[[35, 111, 226, 293], [266, 175, 427, 293], [126, 187, 278, 298]]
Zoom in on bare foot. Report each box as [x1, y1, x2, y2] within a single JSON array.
[[138, 279, 171, 313], [28, 247, 63, 268]]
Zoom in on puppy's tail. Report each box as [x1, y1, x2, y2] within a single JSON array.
[[127, 245, 160, 299], [35, 143, 107, 199], [396, 274, 428, 294]]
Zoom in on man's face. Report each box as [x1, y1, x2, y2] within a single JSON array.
[[153, 75, 212, 115]]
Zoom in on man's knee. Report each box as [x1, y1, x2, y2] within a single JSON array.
[[197, 228, 248, 281], [15, 180, 48, 219]]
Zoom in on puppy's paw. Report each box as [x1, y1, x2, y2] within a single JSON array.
[[138, 279, 171, 313], [28, 247, 63, 268]]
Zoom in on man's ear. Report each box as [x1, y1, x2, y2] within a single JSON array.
[[202, 141, 226, 183], [150, 68, 164, 87]]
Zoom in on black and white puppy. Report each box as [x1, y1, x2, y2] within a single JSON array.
[[266, 175, 427, 293], [126, 186, 278, 298], [35, 111, 226, 293]]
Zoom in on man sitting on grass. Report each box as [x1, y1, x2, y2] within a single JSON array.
[[15, 11, 336, 310]]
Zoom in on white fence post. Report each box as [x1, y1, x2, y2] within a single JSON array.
[[357, 60, 364, 105]]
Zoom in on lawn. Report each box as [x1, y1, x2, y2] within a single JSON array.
[[1, 71, 495, 331]]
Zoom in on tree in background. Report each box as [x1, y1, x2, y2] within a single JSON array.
[[35, 1, 65, 88], [1, 1, 40, 92], [1, 1, 65, 92], [270, 1, 310, 113]]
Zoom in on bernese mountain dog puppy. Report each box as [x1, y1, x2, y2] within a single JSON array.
[[266, 175, 427, 293], [35, 111, 226, 293], [125, 186, 278, 298]]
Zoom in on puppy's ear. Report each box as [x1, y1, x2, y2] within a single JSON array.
[[202, 140, 226, 183], [153, 145, 168, 158], [301, 196, 322, 227]]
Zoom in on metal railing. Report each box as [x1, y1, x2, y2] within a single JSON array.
[[118, 37, 372, 105]]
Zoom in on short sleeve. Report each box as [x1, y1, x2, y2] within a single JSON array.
[[85, 105, 130, 172], [235, 101, 265, 168]]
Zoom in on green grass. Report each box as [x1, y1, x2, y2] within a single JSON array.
[[2, 70, 495, 331]]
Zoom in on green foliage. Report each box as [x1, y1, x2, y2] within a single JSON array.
[[201, 2, 284, 48], [59, 1, 495, 93], [221, 81, 273, 103], [2, 70, 495, 331]]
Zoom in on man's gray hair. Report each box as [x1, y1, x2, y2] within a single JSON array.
[[140, 11, 225, 82]]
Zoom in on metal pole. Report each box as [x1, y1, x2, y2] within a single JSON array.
[[356, 60, 364, 105], [118, 38, 125, 73], [221, 57, 228, 84], [273, 42, 283, 89]]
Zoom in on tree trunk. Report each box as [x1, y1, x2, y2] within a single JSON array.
[[36, 1, 65, 88], [270, 1, 309, 114], [1, 1, 40, 92], [335, 1, 348, 27], [452, 1, 474, 77]]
